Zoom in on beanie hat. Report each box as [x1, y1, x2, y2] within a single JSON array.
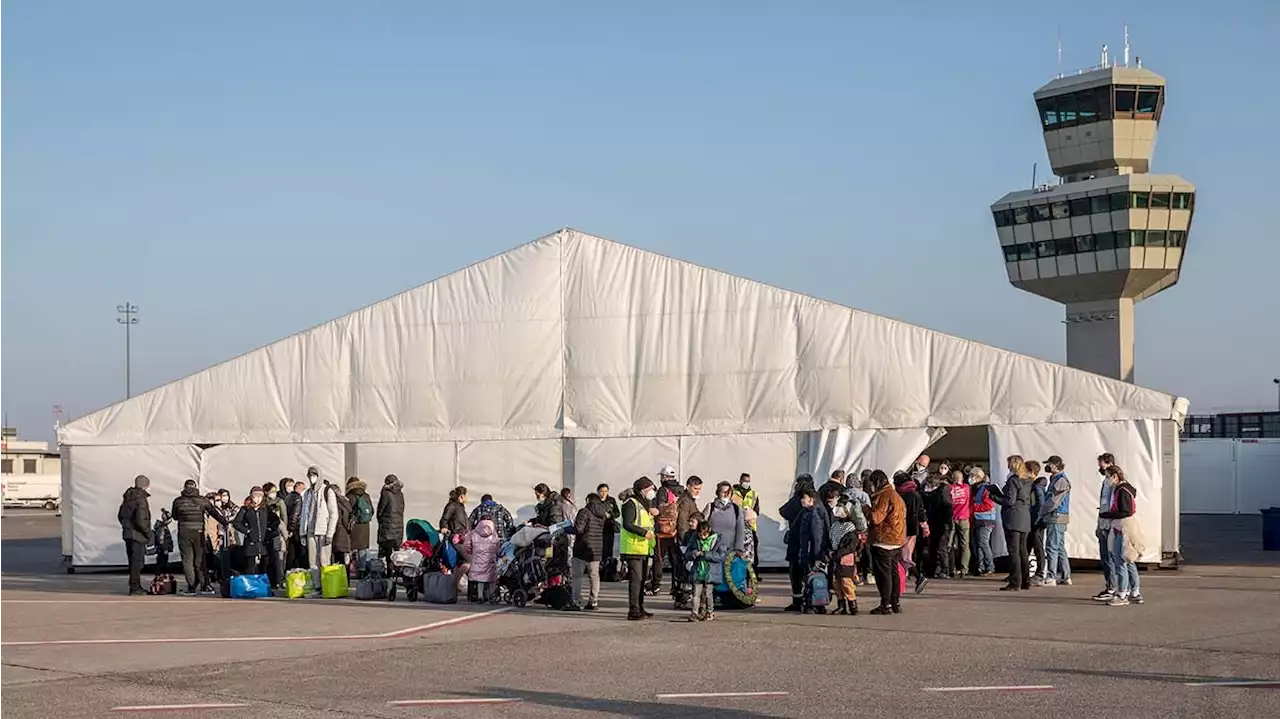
[[134, 475, 150, 489]]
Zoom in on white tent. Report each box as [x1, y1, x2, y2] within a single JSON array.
[[59, 229, 1187, 569]]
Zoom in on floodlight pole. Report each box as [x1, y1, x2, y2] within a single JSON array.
[[117, 303, 139, 398]]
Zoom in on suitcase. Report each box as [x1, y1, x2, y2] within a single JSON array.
[[354, 577, 388, 601], [420, 572, 457, 604]]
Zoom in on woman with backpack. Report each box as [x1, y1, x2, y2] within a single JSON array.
[[703, 481, 746, 555], [345, 477, 374, 555]]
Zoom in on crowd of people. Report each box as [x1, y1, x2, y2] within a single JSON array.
[[116, 451, 1145, 613]]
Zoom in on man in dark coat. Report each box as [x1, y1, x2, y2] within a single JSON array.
[[568, 493, 611, 611], [171, 478, 227, 594], [117, 475, 153, 595], [376, 474, 405, 565], [532, 483, 564, 527], [596, 483, 620, 561], [285, 478, 305, 569]]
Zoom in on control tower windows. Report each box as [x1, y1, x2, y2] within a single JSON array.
[[1051, 201, 1070, 220], [1003, 245, 1019, 262], [1055, 237, 1076, 255], [1089, 195, 1110, 214], [1145, 230, 1167, 247], [1109, 192, 1128, 212], [1131, 191, 1150, 209], [1032, 205, 1052, 222], [1018, 243, 1037, 261], [1172, 192, 1194, 210], [1137, 89, 1160, 115], [1168, 230, 1186, 247], [1039, 85, 1163, 130], [1070, 198, 1090, 216], [992, 190, 1195, 232], [993, 209, 1014, 227], [1014, 206, 1030, 225], [1115, 88, 1137, 113], [1036, 240, 1057, 258], [1150, 192, 1171, 209], [1095, 231, 1117, 251]]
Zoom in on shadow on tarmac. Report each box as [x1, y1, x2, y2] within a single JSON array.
[[454, 687, 783, 718]]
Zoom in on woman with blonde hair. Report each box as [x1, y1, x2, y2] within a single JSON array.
[[990, 454, 1034, 591]]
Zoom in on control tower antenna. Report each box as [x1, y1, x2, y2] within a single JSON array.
[[1057, 26, 1063, 78], [1124, 25, 1130, 67]]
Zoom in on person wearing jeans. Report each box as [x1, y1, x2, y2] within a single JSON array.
[[1040, 456, 1072, 585], [948, 469, 971, 577], [1093, 453, 1118, 600], [969, 468, 997, 575], [1098, 465, 1142, 606]]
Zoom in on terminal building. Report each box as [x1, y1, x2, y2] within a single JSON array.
[[990, 48, 1195, 382]]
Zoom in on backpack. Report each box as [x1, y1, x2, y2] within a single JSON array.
[[149, 574, 177, 595], [804, 569, 830, 609], [352, 494, 373, 524], [655, 487, 680, 539]]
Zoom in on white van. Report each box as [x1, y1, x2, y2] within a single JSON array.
[[2, 474, 61, 510]]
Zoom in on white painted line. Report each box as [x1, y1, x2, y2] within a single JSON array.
[[656, 692, 789, 699], [388, 698, 522, 706], [1184, 680, 1280, 688], [1, 606, 511, 647], [922, 685, 1055, 693], [110, 703, 249, 712]]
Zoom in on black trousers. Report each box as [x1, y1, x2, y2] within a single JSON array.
[[750, 529, 760, 570], [1005, 530, 1030, 588], [930, 523, 954, 576], [378, 539, 399, 567], [1030, 526, 1046, 578], [787, 560, 805, 600], [177, 529, 204, 591], [625, 557, 648, 613], [870, 546, 902, 609], [124, 539, 146, 592]]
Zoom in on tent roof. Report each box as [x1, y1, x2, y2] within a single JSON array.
[[60, 229, 1184, 446]]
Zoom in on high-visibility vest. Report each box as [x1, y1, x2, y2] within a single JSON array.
[[734, 487, 759, 530], [619, 497, 655, 556]]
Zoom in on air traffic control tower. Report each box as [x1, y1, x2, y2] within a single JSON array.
[[990, 47, 1195, 382]]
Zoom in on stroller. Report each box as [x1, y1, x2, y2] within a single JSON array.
[[493, 521, 572, 608], [386, 519, 439, 602]]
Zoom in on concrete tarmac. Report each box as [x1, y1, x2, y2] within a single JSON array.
[[3, 513, 1278, 718]]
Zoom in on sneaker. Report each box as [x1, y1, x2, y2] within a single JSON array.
[[999, 584, 1020, 592], [686, 616, 698, 623], [583, 603, 599, 611], [1031, 577, 1045, 587], [563, 602, 582, 612], [868, 605, 893, 615], [783, 601, 803, 612], [705, 612, 715, 621], [181, 589, 198, 596], [627, 611, 645, 621], [1092, 589, 1115, 602], [642, 610, 654, 618], [1107, 595, 1130, 607], [890, 604, 902, 614], [1041, 578, 1057, 587], [1062, 577, 1072, 586], [1129, 593, 1144, 605], [914, 577, 929, 594]]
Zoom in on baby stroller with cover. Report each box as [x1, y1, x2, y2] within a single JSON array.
[[493, 521, 572, 609], [386, 518, 439, 602]]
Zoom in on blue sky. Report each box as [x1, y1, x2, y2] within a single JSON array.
[[3, 1, 1277, 439]]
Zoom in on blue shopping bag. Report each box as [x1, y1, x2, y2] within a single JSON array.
[[230, 573, 272, 599]]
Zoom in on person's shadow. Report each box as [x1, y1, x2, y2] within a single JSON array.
[[451, 688, 784, 718]]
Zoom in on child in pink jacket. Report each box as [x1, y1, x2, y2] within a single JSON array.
[[466, 519, 501, 603]]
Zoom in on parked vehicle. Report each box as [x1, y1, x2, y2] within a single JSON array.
[[2, 474, 61, 510]]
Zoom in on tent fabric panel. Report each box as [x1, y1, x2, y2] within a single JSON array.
[[678, 433, 798, 567], [353, 441, 457, 541], [199, 444, 344, 504], [457, 439, 563, 525], [69, 444, 200, 567], [571, 436, 681, 500], [988, 420, 1163, 563]]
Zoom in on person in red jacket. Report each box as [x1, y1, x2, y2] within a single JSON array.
[[969, 467, 997, 576], [947, 469, 972, 578]]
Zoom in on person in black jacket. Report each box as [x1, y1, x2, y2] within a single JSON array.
[[779, 474, 816, 612], [117, 475, 153, 595], [621, 477, 659, 620], [233, 487, 273, 575], [568, 493, 610, 611], [532, 483, 564, 527], [922, 474, 954, 579], [171, 479, 227, 595], [894, 471, 929, 593], [596, 483, 620, 561], [285, 478, 305, 569], [376, 474, 406, 565], [439, 486, 470, 536]]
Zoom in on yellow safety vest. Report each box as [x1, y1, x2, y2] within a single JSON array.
[[735, 487, 759, 530], [619, 497, 655, 556]]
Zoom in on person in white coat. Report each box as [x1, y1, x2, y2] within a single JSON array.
[[299, 466, 338, 583]]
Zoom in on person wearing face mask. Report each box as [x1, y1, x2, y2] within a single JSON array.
[[621, 476, 659, 620], [286, 479, 306, 569], [703, 481, 746, 557], [299, 466, 339, 585], [732, 473, 760, 569], [910, 454, 931, 487], [233, 487, 273, 576], [1093, 453, 1119, 601], [261, 482, 289, 589]]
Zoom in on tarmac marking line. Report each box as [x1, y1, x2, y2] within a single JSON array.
[[922, 685, 1055, 693], [1184, 681, 1280, 688], [388, 699, 522, 706], [1, 606, 512, 647], [656, 692, 790, 699], [109, 703, 249, 712]]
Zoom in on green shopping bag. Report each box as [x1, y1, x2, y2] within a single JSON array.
[[320, 563, 349, 598], [285, 569, 310, 599]]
